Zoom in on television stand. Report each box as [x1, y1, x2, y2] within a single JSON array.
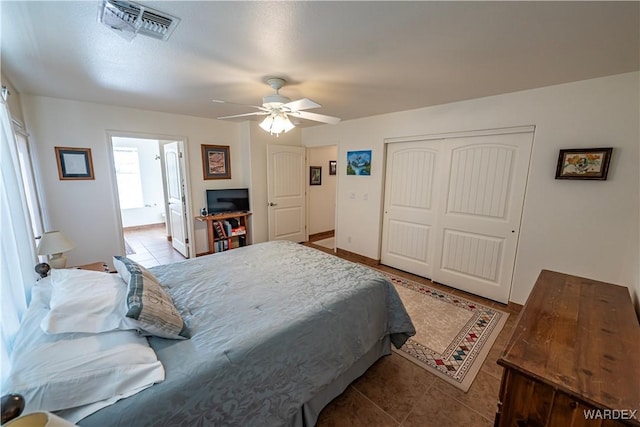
[[196, 211, 251, 254]]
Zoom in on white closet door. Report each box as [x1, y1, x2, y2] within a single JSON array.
[[381, 139, 443, 278], [381, 129, 533, 303], [432, 132, 532, 303]]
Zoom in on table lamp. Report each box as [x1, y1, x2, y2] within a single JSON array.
[[3, 412, 78, 427], [36, 231, 74, 269]]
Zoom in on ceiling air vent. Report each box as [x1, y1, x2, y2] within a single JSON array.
[[98, 0, 180, 42]]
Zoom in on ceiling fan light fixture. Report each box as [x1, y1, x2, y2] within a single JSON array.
[[260, 113, 295, 136]]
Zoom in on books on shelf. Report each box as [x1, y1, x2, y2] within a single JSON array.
[[231, 226, 246, 236], [212, 221, 226, 239], [203, 213, 250, 253], [212, 220, 239, 252]]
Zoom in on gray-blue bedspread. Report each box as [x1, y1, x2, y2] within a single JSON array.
[[79, 241, 415, 426]]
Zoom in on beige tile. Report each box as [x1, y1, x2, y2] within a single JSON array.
[[430, 370, 501, 421], [352, 353, 435, 423], [316, 386, 399, 427], [479, 345, 505, 381], [402, 386, 493, 427]]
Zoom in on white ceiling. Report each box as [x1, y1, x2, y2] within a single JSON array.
[[1, 1, 638, 127]]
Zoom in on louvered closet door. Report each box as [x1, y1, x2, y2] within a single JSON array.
[[381, 140, 444, 278], [381, 129, 533, 303]]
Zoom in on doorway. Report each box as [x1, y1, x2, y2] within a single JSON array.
[[307, 145, 338, 250], [110, 135, 191, 267]]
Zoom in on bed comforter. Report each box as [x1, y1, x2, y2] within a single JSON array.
[[79, 240, 415, 426]]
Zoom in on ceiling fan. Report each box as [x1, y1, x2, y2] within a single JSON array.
[[213, 78, 341, 136]]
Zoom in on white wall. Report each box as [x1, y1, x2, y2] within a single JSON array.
[[22, 96, 248, 267], [308, 145, 337, 235], [303, 72, 640, 306]]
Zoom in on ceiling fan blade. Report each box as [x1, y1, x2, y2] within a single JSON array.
[[212, 99, 269, 112], [290, 110, 341, 125], [282, 98, 321, 112], [217, 111, 268, 120]]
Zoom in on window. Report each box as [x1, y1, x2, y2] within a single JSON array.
[[15, 127, 44, 239], [113, 147, 144, 209]]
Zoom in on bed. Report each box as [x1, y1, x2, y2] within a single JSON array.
[[6, 240, 415, 426]]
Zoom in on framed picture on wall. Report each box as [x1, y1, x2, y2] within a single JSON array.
[[329, 160, 337, 175], [310, 166, 322, 185], [555, 147, 612, 180], [55, 146, 95, 180], [202, 145, 231, 180], [346, 150, 371, 176]]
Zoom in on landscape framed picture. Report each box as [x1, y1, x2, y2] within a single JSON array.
[[310, 166, 322, 185], [555, 147, 612, 180], [202, 145, 231, 180], [346, 150, 371, 175], [55, 146, 94, 180]]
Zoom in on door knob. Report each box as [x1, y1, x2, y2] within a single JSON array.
[[268, 202, 278, 207]]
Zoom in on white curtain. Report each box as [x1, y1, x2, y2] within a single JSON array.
[[0, 99, 38, 388]]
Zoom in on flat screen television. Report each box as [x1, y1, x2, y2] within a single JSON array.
[[206, 188, 250, 214]]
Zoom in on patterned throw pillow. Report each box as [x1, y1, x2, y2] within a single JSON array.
[[113, 256, 190, 339]]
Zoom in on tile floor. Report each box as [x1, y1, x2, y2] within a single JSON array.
[[122, 223, 186, 268], [306, 239, 521, 427]]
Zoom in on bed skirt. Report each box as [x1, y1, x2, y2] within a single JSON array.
[[291, 335, 392, 426]]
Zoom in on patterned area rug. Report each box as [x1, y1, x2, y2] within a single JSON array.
[[383, 272, 508, 392]]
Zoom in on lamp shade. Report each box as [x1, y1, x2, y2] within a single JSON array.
[[37, 231, 74, 256], [4, 411, 78, 427], [259, 113, 295, 136]]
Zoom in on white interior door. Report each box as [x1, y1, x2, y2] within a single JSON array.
[[381, 140, 443, 278], [164, 142, 189, 257], [381, 128, 533, 303], [267, 145, 306, 242]]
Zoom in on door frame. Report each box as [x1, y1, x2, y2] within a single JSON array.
[[382, 125, 535, 302], [106, 130, 194, 258]]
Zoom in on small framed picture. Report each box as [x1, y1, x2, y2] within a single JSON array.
[[329, 160, 337, 175], [202, 145, 231, 180], [55, 147, 94, 180], [555, 147, 613, 180], [347, 150, 371, 176], [310, 166, 322, 185]]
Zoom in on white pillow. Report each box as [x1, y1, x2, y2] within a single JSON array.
[[40, 268, 128, 334], [5, 300, 165, 421]]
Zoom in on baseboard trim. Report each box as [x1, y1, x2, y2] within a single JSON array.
[[123, 223, 165, 231], [335, 248, 379, 267], [309, 230, 335, 241]]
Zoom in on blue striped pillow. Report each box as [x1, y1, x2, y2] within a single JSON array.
[[113, 256, 190, 339]]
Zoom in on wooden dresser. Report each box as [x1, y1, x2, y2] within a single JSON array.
[[496, 270, 640, 427]]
